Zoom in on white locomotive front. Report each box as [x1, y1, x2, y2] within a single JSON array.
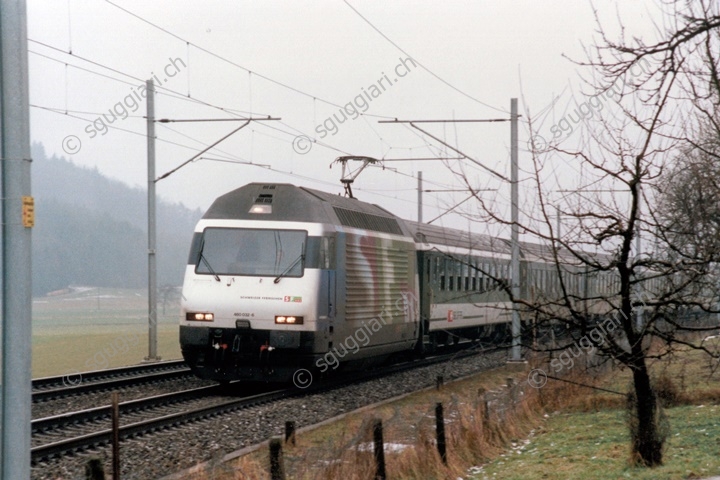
[[180, 183, 419, 383]]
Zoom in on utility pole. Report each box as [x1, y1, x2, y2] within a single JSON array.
[[510, 98, 522, 362], [417, 171, 423, 222], [1, 0, 33, 476], [556, 208, 561, 239], [145, 101, 280, 360], [146, 79, 159, 361]]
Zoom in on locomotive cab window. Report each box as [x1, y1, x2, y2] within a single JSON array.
[[191, 228, 307, 277]]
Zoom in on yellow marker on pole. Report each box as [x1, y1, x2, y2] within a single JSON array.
[[21, 196, 34, 227]]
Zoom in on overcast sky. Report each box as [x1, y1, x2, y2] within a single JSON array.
[[27, 1, 665, 234]]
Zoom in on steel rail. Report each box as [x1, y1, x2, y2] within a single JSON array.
[[32, 360, 190, 404], [32, 384, 224, 435], [31, 345, 500, 463]]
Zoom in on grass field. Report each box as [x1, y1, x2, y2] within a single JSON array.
[[472, 405, 720, 480], [32, 287, 182, 377]]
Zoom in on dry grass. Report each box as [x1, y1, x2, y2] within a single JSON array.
[[180, 335, 720, 479], [181, 359, 606, 480]]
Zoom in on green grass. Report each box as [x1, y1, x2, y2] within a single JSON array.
[[32, 287, 182, 377], [471, 404, 720, 479]]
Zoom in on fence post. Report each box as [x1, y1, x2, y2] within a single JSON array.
[[436, 375, 444, 390], [85, 458, 105, 480], [435, 402, 447, 465], [373, 419, 386, 480], [269, 438, 285, 480], [111, 392, 120, 480], [507, 377, 517, 404], [483, 393, 490, 423], [285, 421, 296, 446]]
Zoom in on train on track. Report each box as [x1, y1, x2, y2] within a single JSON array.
[[179, 182, 620, 383]]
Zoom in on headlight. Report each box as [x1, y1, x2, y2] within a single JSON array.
[[186, 312, 214, 321], [275, 315, 303, 325]]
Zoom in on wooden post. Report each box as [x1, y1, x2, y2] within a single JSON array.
[[436, 375, 444, 390], [435, 402, 447, 465], [85, 458, 105, 480], [284, 421, 296, 446], [373, 419, 386, 480], [111, 392, 120, 480], [507, 377, 517, 404], [483, 393, 490, 423], [269, 438, 285, 480]]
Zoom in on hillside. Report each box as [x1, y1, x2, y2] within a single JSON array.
[[31, 143, 203, 295]]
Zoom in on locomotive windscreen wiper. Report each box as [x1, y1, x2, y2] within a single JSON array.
[[273, 245, 305, 284], [198, 240, 221, 282]]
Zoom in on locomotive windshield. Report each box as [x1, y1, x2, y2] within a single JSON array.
[[193, 228, 307, 277]]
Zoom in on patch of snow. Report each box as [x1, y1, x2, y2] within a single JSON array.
[[356, 442, 410, 453]]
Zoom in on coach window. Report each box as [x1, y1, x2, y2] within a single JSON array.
[[438, 258, 445, 290], [572, 273, 578, 295], [452, 259, 459, 292], [458, 260, 464, 292], [458, 259, 464, 290], [530, 269, 536, 291], [472, 260, 478, 291], [468, 258, 473, 291], [451, 258, 456, 290], [435, 256, 441, 288], [566, 272, 572, 294]]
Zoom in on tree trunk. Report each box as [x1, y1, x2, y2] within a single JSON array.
[[631, 358, 663, 466]]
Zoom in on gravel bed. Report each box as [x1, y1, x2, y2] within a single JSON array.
[[31, 350, 506, 479], [32, 376, 216, 420]]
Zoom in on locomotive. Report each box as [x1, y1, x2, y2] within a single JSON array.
[[179, 182, 617, 383]]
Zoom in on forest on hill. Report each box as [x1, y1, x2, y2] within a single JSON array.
[[31, 143, 203, 295]]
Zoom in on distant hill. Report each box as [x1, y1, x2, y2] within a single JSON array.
[[31, 143, 203, 295]]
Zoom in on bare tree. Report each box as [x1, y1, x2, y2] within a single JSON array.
[[442, 0, 720, 467], [657, 131, 720, 263]]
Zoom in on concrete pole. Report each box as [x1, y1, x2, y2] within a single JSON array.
[[510, 98, 522, 362], [556, 208, 561, 239], [146, 79, 160, 361], [417, 171, 423, 223], [1, 0, 33, 476]]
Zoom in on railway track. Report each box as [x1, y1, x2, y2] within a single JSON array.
[[31, 344, 501, 465], [32, 360, 190, 403], [31, 383, 284, 463]]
